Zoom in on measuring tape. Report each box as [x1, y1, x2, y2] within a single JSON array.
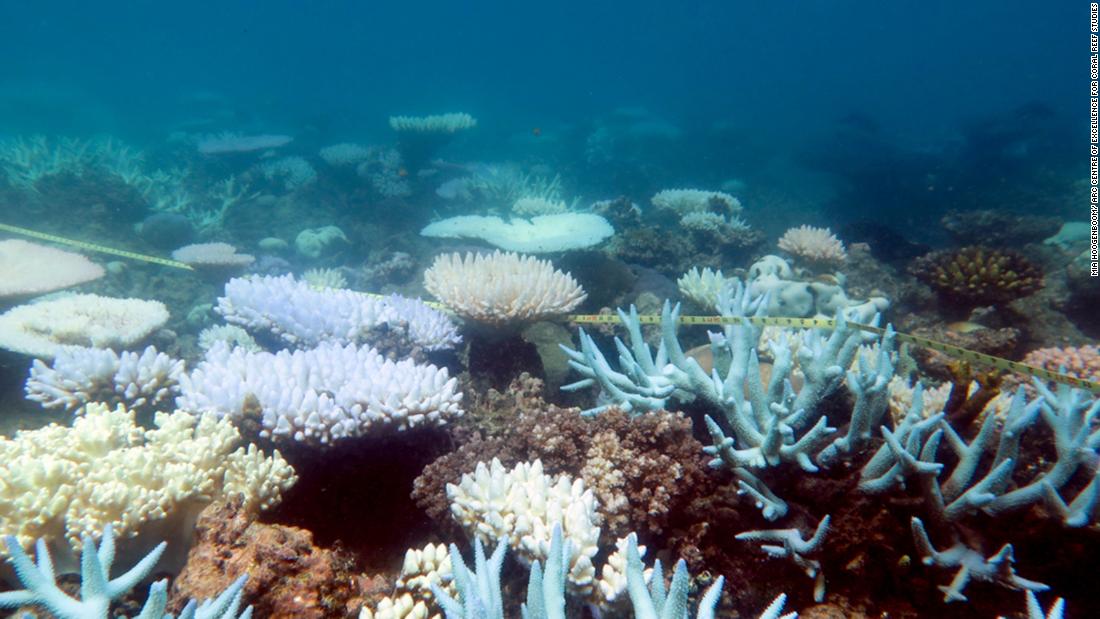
[[7, 222, 1089, 393], [568, 313, 1100, 394], [0, 222, 194, 270]]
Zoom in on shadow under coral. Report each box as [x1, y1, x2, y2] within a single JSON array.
[[260, 427, 453, 572]]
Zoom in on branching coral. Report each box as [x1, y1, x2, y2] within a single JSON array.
[[0, 403, 295, 557], [910, 246, 1043, 308]]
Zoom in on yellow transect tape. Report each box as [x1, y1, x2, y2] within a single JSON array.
[[568, 313, 1100, 394], [0, 222, 194, 270], [4, 222, 1085, 393]]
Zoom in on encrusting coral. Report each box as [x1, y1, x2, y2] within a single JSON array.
[[910, 245, 1043, 308]]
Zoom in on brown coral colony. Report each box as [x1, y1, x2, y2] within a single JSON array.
[[910, 245, 1043, 307]]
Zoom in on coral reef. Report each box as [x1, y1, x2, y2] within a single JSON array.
[[910, 246, 1043, 309], [424, 251, 586, 326], [778, 225, 848, 270], [216, 274, 460, 354], [0, 402, 294, 558], [25, 345, 184, 413], [0, 294, 169, 358], [177, 341, 463, 445]]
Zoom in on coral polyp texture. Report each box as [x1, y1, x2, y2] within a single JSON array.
[[424, 250, 586, 325], [216, 274, 460, 353], [777, 225, 847, 267], [0, 294, 169, 358], [389, 113, 477, 133], [0, 402, 295, 553], [1019, 345, 1100, 386], [0, 239, 105, 299], [177, 341, 463, 445], [910, 245, 1043, 307]]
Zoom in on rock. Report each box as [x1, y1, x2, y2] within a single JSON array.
[[170, 500, 365, 619]]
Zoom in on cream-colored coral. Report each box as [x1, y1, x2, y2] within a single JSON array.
[[359, 594, 435, 619], [0, 294, 169, 358], [777, 225, 847, 266], [197, 324, 261, 353], [424, 251, 586, 325], [0, 403, 296, 554], [171, 242, 254, 268], [301, 267, 348, 290], [447, 458, 601, 592], [360, 542, 452, 619], [677, 267, 729, 309], [886, 377, 954, 424], [0, 239, 105, 299]]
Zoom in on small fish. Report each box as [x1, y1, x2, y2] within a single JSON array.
[[397, 168, 409, 177], [532, 127, 542, 137], [946, 321, 987, 334]]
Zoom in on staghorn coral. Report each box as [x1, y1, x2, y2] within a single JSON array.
[[910, 245, 1043, 308]]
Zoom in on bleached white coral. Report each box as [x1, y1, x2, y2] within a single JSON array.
[[677, 267, 730, 309], [777, 225, 847, 266], [389, 113, 477, 133], [176, 341, 464, 445], [447, 458, 601, 593], [197, 324, 261, 353], [319, 143, 372, 166], [0, 240, 104, 299], [424, 251, 586, 325], [260, 156, 317, 191], [651, 189, 741, 215], [0, 402, 295, 554], [301, 267, 348, 290], [25, 345, 184, 412], [359, 541, 453, 619], [0, 294, 169, 358], [217, 274, 460, 352], [171, 242, 255, 268], [420, 213, 614, 253]]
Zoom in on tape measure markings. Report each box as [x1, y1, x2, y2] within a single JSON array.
[[0, 222, 194, 270], [6, 223, 1084, 392]]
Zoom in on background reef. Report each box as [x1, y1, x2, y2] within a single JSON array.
[[0, 2, 1094, 619]]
